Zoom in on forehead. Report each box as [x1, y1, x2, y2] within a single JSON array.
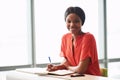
[[66, 13, 80, 20]]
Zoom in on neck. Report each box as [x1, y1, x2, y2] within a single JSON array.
[[72, 31, 84, 39]]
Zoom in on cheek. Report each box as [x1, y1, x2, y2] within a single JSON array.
[[77, 23, 82, 29], [66, 23, 70, 30]]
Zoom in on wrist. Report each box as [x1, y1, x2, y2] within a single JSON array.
[[57, 64, 67, 70]]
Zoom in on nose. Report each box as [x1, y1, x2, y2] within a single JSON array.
[[70, 22, 75, 27]]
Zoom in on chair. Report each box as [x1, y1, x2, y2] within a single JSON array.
[[100, 68, 108, 77]]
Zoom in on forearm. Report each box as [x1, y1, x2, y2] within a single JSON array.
[[67, 66, 85, 74], [66, 58, 91, 74], [51, 59, 69, 70], [56, 64, 67, 70], [58, 63, 84, 74], [54, 57, 88, 74]]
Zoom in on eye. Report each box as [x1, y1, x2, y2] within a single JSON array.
[[74, 20, 80, 23], [66, 20, 71, 23]]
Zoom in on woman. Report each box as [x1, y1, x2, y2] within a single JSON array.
[[47, 6, 101, 76]]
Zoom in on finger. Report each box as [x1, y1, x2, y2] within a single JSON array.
[[47, 64, 53, 71], [47, 64, 53, 68]]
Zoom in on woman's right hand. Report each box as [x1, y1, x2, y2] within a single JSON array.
[[47, 64, 53, 71], [47, 64, 59, 71]]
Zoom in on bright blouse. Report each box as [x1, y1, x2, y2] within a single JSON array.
[[60, 32, 101, 76]]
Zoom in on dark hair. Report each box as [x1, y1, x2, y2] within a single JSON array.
[[64, 6, 85, 25]]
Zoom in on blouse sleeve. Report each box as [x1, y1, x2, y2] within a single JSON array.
[[60, 35, 66, 57], [80, 34, 98, 64]]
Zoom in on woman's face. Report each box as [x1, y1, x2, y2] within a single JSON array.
[[66, 13, 82, 36]]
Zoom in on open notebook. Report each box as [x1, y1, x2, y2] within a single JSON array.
[[16, 67, 74, 76]]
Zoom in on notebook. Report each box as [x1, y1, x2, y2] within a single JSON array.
[[16, 67, 74, 76]]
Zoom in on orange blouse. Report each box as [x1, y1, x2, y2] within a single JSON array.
[[60, 32, 101, 76]]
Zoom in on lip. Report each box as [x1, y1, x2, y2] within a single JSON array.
[[70, 28, 76, 31], [69, 28, 77, 33]]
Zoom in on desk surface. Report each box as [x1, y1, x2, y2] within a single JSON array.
[[0, 71, 119, 80]]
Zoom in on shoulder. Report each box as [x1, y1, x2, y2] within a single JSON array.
[[83, 32, 95, 40], [82, 32, 96, 43], [62, 33, 72, 39]]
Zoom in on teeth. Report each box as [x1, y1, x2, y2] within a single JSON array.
[[70, 28, 75, 30]]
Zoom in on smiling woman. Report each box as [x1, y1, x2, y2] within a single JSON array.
[[34, 0, 99, 64], [46, 6, 101, 76]]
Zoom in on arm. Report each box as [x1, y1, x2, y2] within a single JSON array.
[[46, 57, 69, 71], [47, 57, 91, 74], [65, 57, 91, 74]]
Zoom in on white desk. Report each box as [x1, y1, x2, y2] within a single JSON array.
[[0, 71, 119, 80]]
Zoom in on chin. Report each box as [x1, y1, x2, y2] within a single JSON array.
[[70, 30, 76, 33]]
